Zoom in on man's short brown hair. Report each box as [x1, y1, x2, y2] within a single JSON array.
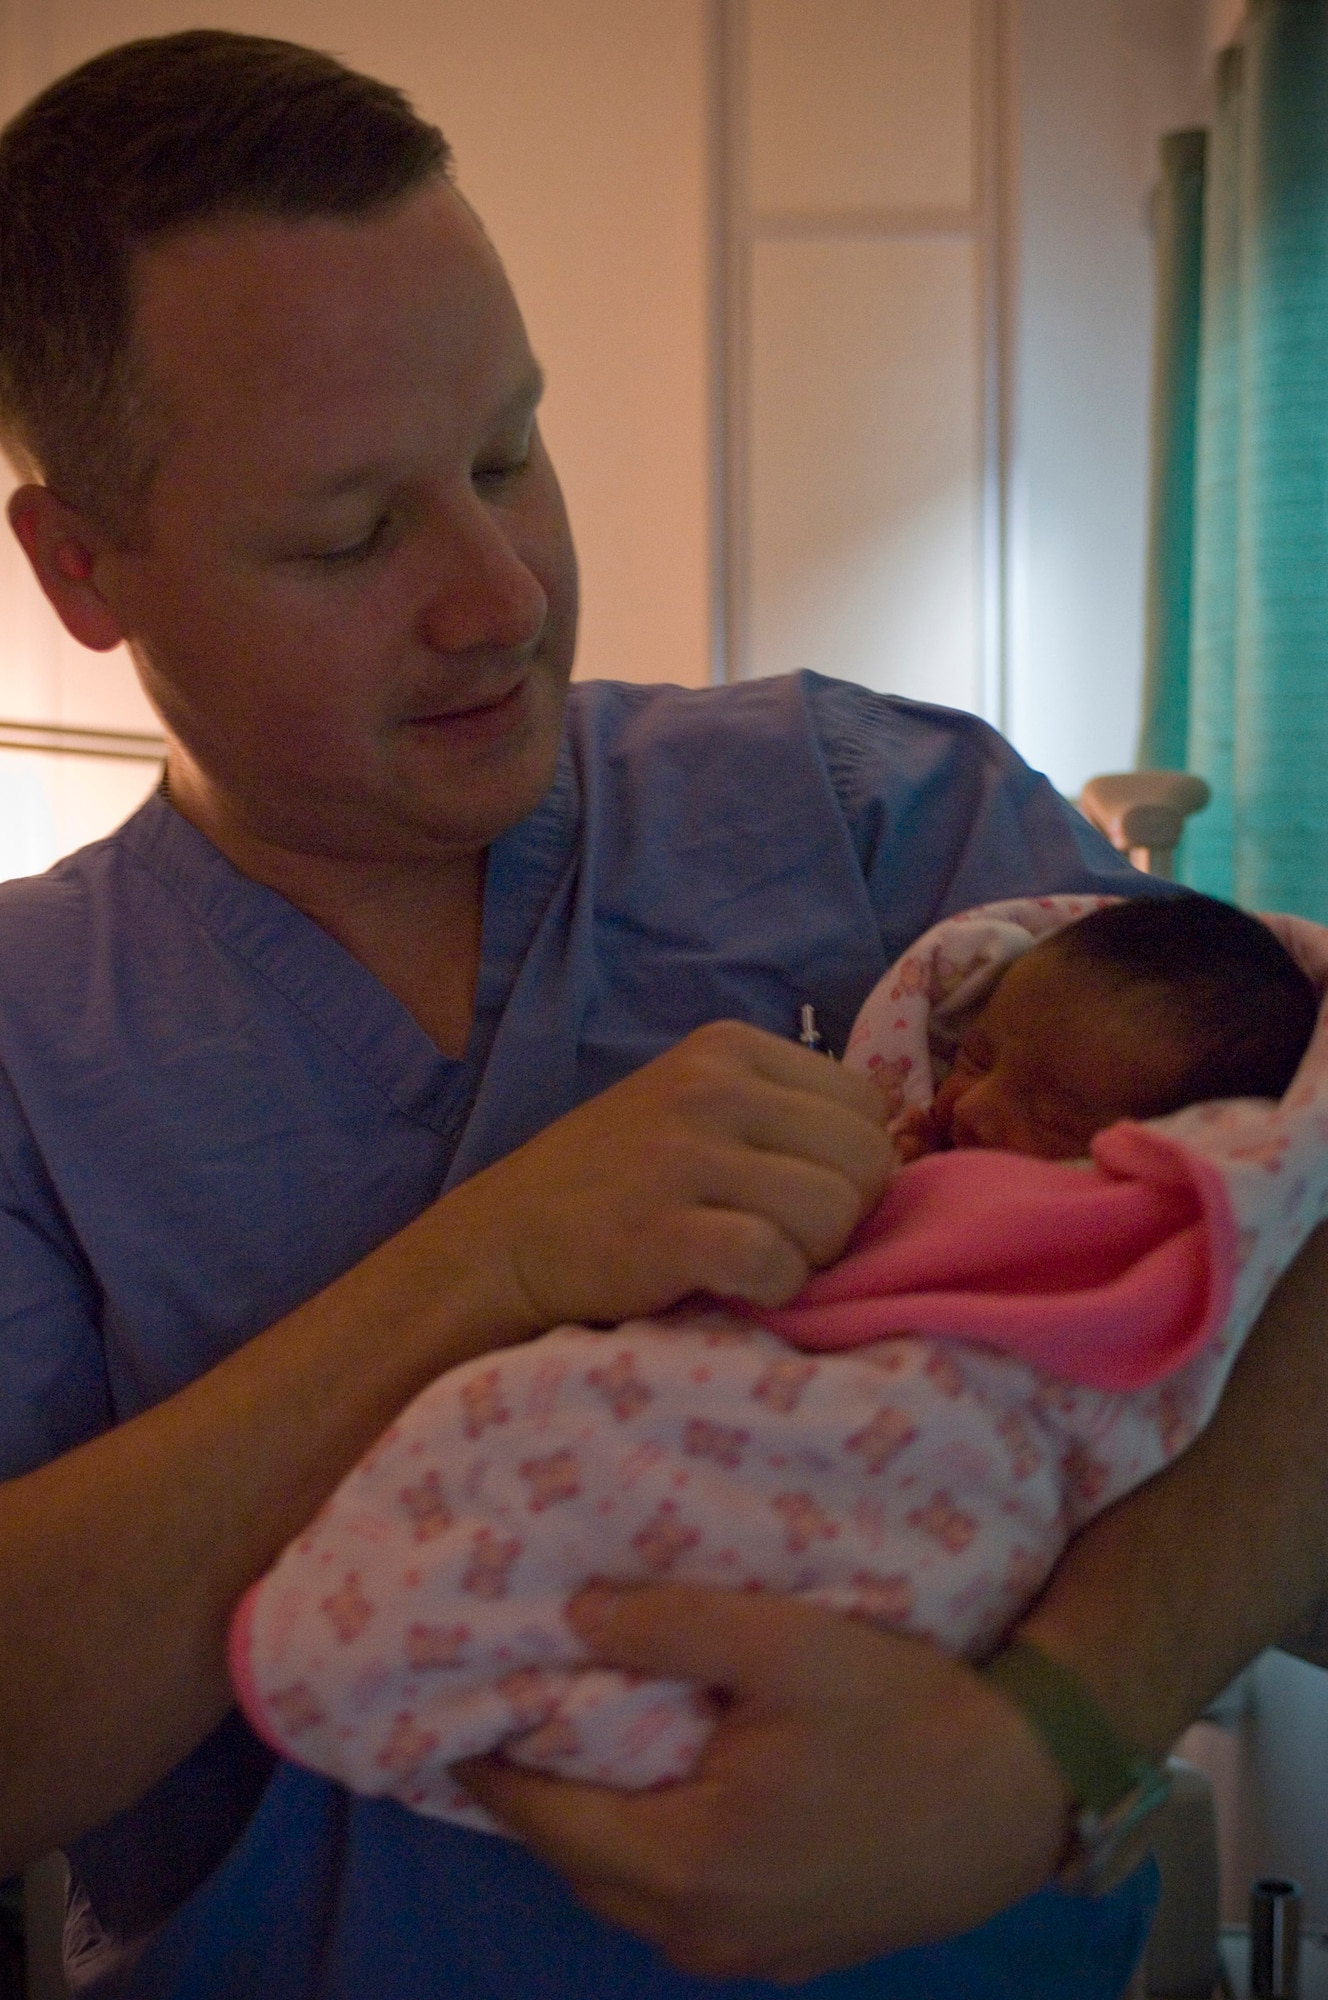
[[0, 30, 451, 535]]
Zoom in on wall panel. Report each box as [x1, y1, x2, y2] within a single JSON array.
[[748, 237, 981, 708], [748, 0, 974, 215], [727, 0, 990, 716]]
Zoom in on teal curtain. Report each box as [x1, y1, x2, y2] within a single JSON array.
[[1147, 0, 1328, 920], [1230, 0, 1328, 917], [1139, 130, 1207, 772]]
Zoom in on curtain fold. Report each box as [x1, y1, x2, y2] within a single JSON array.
[[1231, 0, 1328, 918], [1183, 48, 1244, 900], [1145, 0, 1328, 921]]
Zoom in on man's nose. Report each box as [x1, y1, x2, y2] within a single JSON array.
[[416, 496, 548, 656]]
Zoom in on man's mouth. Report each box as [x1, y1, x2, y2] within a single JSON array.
[[400, 677, 530, 741]]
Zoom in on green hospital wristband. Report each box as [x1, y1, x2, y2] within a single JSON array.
[[979, 1637, 1153, 1814]]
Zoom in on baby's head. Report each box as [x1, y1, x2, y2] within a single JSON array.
[[928, 895, 1320, 1160]]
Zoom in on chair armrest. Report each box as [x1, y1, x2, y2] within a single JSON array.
[[1077, 773, 1212, 878]]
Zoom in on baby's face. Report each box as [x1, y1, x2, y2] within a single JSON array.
[[928, 949, 1194, 1160]]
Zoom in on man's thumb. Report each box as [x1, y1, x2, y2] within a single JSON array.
[[567, 1580, 821, 1698]]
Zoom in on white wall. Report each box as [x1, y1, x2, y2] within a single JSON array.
[[1183, 1652, 1328, 1930], [733, 0, 987, 719], [1005, 0, 1213, 796]]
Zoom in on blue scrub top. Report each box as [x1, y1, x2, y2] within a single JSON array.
[[0, 674, 1162, 1997]]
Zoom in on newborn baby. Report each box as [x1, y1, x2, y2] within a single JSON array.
[[890, 892, 1316, 1163], [230, 893, 1328, 1832]]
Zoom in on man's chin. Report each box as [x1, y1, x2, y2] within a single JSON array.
[[399, 748, 565, 858], [387, 678, 568, 848]]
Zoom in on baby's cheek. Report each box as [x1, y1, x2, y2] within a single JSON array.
[[928, 1076, 962, 1138], [1036, 1120, 1099, 1162]]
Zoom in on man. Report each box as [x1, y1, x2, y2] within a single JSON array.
[[0, 29, 1324, 2000]]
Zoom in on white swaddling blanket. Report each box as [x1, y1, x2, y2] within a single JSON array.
[[229, 898, 1328, 1833]]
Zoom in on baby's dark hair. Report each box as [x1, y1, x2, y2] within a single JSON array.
[[1042, 894, 1319, 1109]]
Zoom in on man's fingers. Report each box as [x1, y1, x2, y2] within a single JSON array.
[[726, 1080, 893, 1194], [455, 1016, 896, 1334], [461, 1594, 1074, 1982], [456, 1585, 843, 1881], [688, 1150, 873, 1291], [565, 1580, 832, 1702], [454, 1756, 780, 1981], [659, 1205, 811, 1307], [673, 1023, 892, 1164], [705, 1020, 881, 1118], [453, 1753, 701, 1905]]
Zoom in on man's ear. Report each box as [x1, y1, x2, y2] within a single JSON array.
[[6, 484, 129, 653]]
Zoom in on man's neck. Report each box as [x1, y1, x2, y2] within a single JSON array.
[[162, 771, 486, 1059]]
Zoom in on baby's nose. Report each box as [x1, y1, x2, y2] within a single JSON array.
[[949, 1079, 1016, 1151]]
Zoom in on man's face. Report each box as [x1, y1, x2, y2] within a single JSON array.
[[101, 181, 578, 865]]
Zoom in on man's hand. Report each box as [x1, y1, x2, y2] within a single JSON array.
[[456, 1584, 1070, 1984], [445, 1021, 895, 1340]]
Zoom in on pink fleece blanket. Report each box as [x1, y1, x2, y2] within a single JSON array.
[[772, 897, 1328, 1389], [229, 897, 1328, 1833]]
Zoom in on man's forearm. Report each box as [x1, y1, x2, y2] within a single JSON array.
[[1019, 1221, 1328, 1754], [0, 1175, 536, 1878]]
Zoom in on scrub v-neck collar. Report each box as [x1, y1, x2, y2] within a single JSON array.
[[119, 741, 581, 1138]]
